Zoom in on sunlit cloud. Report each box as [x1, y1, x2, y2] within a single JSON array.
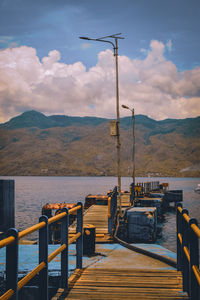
[[0, 40, 200, 123]]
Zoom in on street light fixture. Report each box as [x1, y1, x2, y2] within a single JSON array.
[[80, 33, 124, 216], [122, 104, 135, 188]]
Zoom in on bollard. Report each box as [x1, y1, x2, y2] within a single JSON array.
[[83, 224, 96, 256]]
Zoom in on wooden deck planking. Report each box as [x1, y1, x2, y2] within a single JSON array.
[[121, 193, 131, 207], [69, 205, 110, 242], [61, 268, 189, 299]]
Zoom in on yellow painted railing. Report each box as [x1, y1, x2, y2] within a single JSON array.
[[176, 204, 200, 300], [0, 203, 83, 300], [108, 187, 118, 235]]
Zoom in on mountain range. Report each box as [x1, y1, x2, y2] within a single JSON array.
[[0, 110, 199, 177]]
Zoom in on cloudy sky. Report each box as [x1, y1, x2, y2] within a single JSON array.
[[0, 0, 200, 122]]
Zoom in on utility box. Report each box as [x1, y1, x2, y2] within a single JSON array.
[[0, 180, 15, 233], [137, 197, 163, 217], [110, 120, 118, 136], [127, 207, 157, 242], [164, 190, 183, 203]]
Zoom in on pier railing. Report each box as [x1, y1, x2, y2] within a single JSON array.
[[108, 186, 118, 235], [176, 203, 200, 300], [130, 181, 160, 201], [0, 202, 83, 300]]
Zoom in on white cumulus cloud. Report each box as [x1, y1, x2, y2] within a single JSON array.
[[0, 40, 200, 123]]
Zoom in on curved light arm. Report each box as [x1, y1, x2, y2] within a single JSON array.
[[122, 104, 134, 113], [79, 36, 116, 54]]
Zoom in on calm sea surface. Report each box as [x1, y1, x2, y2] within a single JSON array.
[[0, 176, 199, 252]]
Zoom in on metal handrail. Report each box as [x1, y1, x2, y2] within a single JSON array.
[[18, 262, 46, 291], [0, 203, 83, 300], [178, 205, 200, 241], [19, 221, 46, 239], [0, 205, 81, 249], [191, 223, 200, 238], [0, 236, 15, 249], [176, 203, 200, 300]]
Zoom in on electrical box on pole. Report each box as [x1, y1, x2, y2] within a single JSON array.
[[110, 120, 118, 136]]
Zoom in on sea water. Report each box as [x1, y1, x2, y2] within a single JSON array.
[[0, 176, 199, 252]]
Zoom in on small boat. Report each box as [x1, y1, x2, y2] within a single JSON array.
[[194, 184, 200, 194]]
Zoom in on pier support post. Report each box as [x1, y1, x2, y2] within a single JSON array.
[[0, 180, 15, 233], [130, 183, 135, 205], [6, 228, 19, 300]]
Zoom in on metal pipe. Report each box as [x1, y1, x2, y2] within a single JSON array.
[[121, 104, 135, 187], [114, 38, 122, 216]]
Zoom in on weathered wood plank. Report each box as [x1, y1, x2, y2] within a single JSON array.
[[69, 205, 110, 241], [59, 268, 189, 300]]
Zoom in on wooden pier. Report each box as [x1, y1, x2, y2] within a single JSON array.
[[121, 192, 132, 207], [52, 243, 189, 300], [64, 268, 188, 299], [69, 205, 112, 243], [69, 190, 130, 243], [1, 182, 199, 300]]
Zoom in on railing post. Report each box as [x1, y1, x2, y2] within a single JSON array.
[[182, 209, 190, 294], [108, 195, 112, 235], [189, 218, 199, 300], [130, 183, 135, 205], [6, 228, 19, 300], [39, 215, 48, 300], [61, 208, 69, 289], [113, 187, 117, 219], [115, 187, 117, 212], [108, 187, 118, 235], [176, 203, 183, 270], [76, 202, 83, 269]]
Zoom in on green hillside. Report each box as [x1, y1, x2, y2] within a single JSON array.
[[0, 111, 199, 177]]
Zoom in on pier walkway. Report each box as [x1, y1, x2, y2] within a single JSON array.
[[69, 205, 112, 243], [65, 268, 187, 299], [69, 190, 130, 243], [52, 244, 189, 300]]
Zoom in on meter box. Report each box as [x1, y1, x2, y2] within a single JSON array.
[[110, 120, 118, 136]]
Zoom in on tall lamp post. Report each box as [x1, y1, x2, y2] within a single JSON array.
[[122, 104, 135, 188], [79, 34, 124, 215]]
